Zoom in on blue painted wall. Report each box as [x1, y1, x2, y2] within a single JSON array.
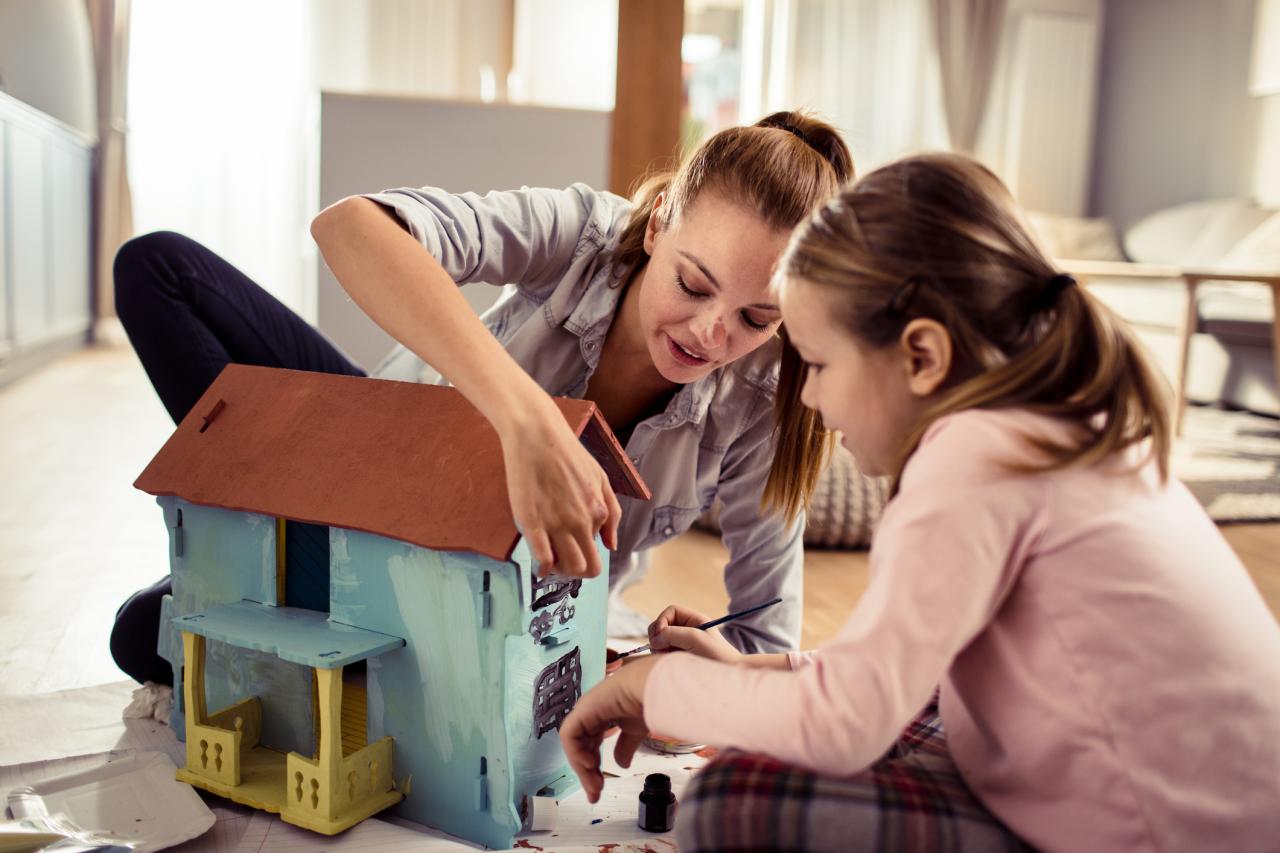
[[157, 497, 316, 755], [330, 529, 608, 850]]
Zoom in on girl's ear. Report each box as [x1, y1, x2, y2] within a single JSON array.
[[642, 192, 666, 255], [899, 318, 952, 397]]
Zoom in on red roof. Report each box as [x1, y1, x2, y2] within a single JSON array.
[[134, 365, 650, 562]]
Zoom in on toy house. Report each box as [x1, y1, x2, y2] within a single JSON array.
[[133, 364, 649, 848]]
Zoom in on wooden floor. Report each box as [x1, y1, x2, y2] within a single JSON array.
[[1, 342, 1277, 697]]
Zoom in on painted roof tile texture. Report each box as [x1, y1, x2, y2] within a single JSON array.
[[134, 365, 649, 562]]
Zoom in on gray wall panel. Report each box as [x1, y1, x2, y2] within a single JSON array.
[[317, 93, 610, 371]]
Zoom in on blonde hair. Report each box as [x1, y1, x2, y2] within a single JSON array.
[[612, 112, 855, 522], [780, 152, 1172, 490]]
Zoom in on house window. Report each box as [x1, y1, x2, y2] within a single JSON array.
[[533, 648, 581, 738]]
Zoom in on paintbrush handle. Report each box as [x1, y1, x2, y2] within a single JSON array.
[[617, 597, 784, 658], [694, 597, 784, 631]]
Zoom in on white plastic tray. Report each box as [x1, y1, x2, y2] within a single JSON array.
[[6, 752, 214, 852]]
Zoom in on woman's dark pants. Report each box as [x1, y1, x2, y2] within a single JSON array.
[[109, 231, 366, 685]]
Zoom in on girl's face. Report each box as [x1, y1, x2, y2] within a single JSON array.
[[780, 279, 929, 477], [639, 191, 789, 383]]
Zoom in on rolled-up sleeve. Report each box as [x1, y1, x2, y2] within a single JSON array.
[[712, 393, 805, 654], [361, 183, 603, 297]]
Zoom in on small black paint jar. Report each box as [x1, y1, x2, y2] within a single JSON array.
[[638, 772, 676, 832]]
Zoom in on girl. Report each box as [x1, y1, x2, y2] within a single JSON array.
[[109, 112, 854, 686], [560, 153, 1280, 852]]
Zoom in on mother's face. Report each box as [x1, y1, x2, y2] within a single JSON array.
[[639, 190, 790, 384]]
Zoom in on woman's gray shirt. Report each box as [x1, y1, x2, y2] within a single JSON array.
[[362, 183, 803, 653]]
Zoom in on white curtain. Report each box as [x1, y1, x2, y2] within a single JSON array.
[[781, 0, 950, 172], [510, 0, 616, 110], [86, 0, 133, 321], [929, 0, 1006, 154], [127, 0, 316, 315], [127, 1, 514, 319]]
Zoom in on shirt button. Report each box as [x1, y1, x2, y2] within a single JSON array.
[[585, 340, 598, 351], [663, 525, 674, 536]]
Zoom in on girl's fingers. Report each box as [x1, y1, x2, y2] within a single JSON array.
[[654, 625, 706, 653], [671, 604, 711, 627], [648, 606, 675, 641], [613, 728, 647, 770], [560, 724, 605, 802]]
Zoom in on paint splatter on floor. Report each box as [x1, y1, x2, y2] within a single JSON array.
[[512, 841, 545, 851], [595, 842, 677, 853], [591, 818, 604, 824]]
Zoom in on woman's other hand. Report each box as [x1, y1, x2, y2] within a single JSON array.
[[648, 605, 743, 663], [560, 654, 660, 803], [499, 400, 622, 578]]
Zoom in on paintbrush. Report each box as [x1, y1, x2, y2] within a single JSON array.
[[613, 597, 784, 659]]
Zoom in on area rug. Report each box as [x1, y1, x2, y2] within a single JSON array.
[[1175, 405, 1280, 523]]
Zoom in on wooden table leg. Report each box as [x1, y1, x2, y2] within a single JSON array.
[[1271, 283, 1280, 418], [1174, 276, 1200, 436]]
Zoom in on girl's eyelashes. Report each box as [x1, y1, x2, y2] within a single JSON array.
[[675, 274, 774, 332]]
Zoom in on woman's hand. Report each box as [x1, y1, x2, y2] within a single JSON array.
[[314, 199, 620, 576], [498, 401, 622, 578], [648, 605, 743, 663], [560, 654, 662, 803]]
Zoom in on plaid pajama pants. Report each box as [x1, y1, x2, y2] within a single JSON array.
[[675, 698, 1030, 852]]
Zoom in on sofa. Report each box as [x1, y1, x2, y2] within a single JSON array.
[[1029, 199, 1280, 420]]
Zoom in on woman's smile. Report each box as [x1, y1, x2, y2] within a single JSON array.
[[667, 333, 710, 366]]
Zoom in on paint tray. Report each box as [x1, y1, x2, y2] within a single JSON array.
[[6, 752, 214, 852]]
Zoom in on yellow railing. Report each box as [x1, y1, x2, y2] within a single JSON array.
[[284, 737, 396, 825]]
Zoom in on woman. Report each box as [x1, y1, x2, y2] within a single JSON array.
[[109, 111, 853, 685]]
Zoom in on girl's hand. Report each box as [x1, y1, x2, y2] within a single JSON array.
[[648, 605, 743, 663], [498, 402, 622, 578], [560, 654, 661, 803]]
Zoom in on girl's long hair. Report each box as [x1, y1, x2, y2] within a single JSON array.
[[780, 153, 1172, 491], [611, 111, 855, 522]]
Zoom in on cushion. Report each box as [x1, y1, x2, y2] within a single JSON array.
[[1025, 212, 1124, 261], [1125, 198, 1274, 266], [1219, 210, 1280, 272]]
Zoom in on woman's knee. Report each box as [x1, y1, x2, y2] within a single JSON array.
[[113, 231, 200, 317]]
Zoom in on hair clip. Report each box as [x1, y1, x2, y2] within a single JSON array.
[[1033, 273, 1077, 314], [780, 124, 812, 147], [1046, 273, 1076, 296]]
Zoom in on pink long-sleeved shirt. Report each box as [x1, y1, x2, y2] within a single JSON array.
[[644, 408, 1280, 852]]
